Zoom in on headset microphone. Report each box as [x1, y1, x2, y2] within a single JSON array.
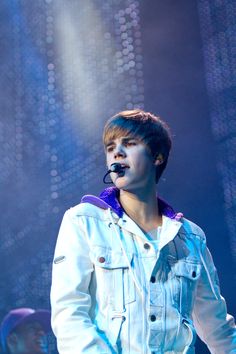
[[109, 163, 124, 173], [103, 163, 125, 184]]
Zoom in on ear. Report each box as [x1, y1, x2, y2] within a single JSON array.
[[154, 153, 164, 166], [7, 332, 18, 350]]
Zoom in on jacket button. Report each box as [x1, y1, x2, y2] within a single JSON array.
[[144, 243, 150, 250], [192, 271, 196, 278], [98, 257, 105, 263], [150, 276, 156, 283], [150, 314, 156, 322]]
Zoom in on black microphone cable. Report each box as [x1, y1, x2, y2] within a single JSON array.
[[103, 163, 125, 184]]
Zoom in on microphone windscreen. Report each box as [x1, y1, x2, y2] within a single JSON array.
[[110, 163, 123, 173]]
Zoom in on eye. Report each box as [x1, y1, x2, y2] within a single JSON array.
[[125, 140, 137, 147], [26, 325, 35, 332], [106, 145, 115, 152]]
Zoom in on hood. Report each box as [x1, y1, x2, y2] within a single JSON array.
[[81, 187, 183, 220]]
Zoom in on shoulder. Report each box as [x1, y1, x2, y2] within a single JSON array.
[[179, 217, 206, 241], [64, 201, 109, 222]]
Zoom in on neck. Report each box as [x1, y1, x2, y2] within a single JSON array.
[[119, 186, 162, 232]]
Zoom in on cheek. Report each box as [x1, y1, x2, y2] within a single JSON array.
[[106, 154, 112, 167], [17, 338, 28, 350], [134, 153, 152, 170]]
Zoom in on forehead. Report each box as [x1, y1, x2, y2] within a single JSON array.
[[103, 116, 142, 143], [105, 136, 137, 145], [15, 320, 43, 333], [104, 126, 139, 145]]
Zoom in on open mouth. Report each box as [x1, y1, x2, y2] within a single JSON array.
[[121, 163, 129, 168], [115, 162, 130, 169], [117, 165, 129, 177], [35, 338, 47, 347], [110, 163, 129, 172]]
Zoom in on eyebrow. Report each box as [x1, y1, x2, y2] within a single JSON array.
[[105, 141, 114, 148], [105, 136, 137, 147]]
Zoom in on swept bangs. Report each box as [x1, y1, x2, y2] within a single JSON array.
[[103, 115, 145, 148], [103, 110, 171, 158], [103, 109, 172, 182]]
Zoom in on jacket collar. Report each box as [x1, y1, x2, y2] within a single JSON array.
[[81, 186, 182, 221]]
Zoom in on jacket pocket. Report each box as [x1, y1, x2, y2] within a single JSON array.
[[172, 260, 202, 316], [182, 318, 196, 354], [173, 260, 201, 280], [90, 245, 136, 310], [173, 316, 196, 354]]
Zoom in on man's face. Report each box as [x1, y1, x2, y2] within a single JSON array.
[[105, 136, 156, 192], [9, 321, 48, 354]]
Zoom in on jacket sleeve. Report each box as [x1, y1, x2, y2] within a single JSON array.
[[192, 237, 236, 353], [50, 210, 114, 354]]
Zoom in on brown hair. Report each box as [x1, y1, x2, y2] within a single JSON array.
[[103, 109, 172, 182]]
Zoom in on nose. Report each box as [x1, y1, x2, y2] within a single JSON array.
[[33, 325, 46, 336], [35, 329, 46, 338], [114, 144, 126, 159]]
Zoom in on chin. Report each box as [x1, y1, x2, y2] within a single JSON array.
[[34, 344, 47, 354], [114, 182, 127, 190], [114, 181, 137, 192], [113, 175, 133, 189]]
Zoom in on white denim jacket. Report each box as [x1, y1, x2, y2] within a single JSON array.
[[50, 187, 236, 354]]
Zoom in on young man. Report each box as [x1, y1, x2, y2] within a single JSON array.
[[51, 109, 236, 353], [0, 308, 51, 354]]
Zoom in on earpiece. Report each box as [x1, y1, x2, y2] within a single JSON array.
[[154, 153, 164, 166]]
